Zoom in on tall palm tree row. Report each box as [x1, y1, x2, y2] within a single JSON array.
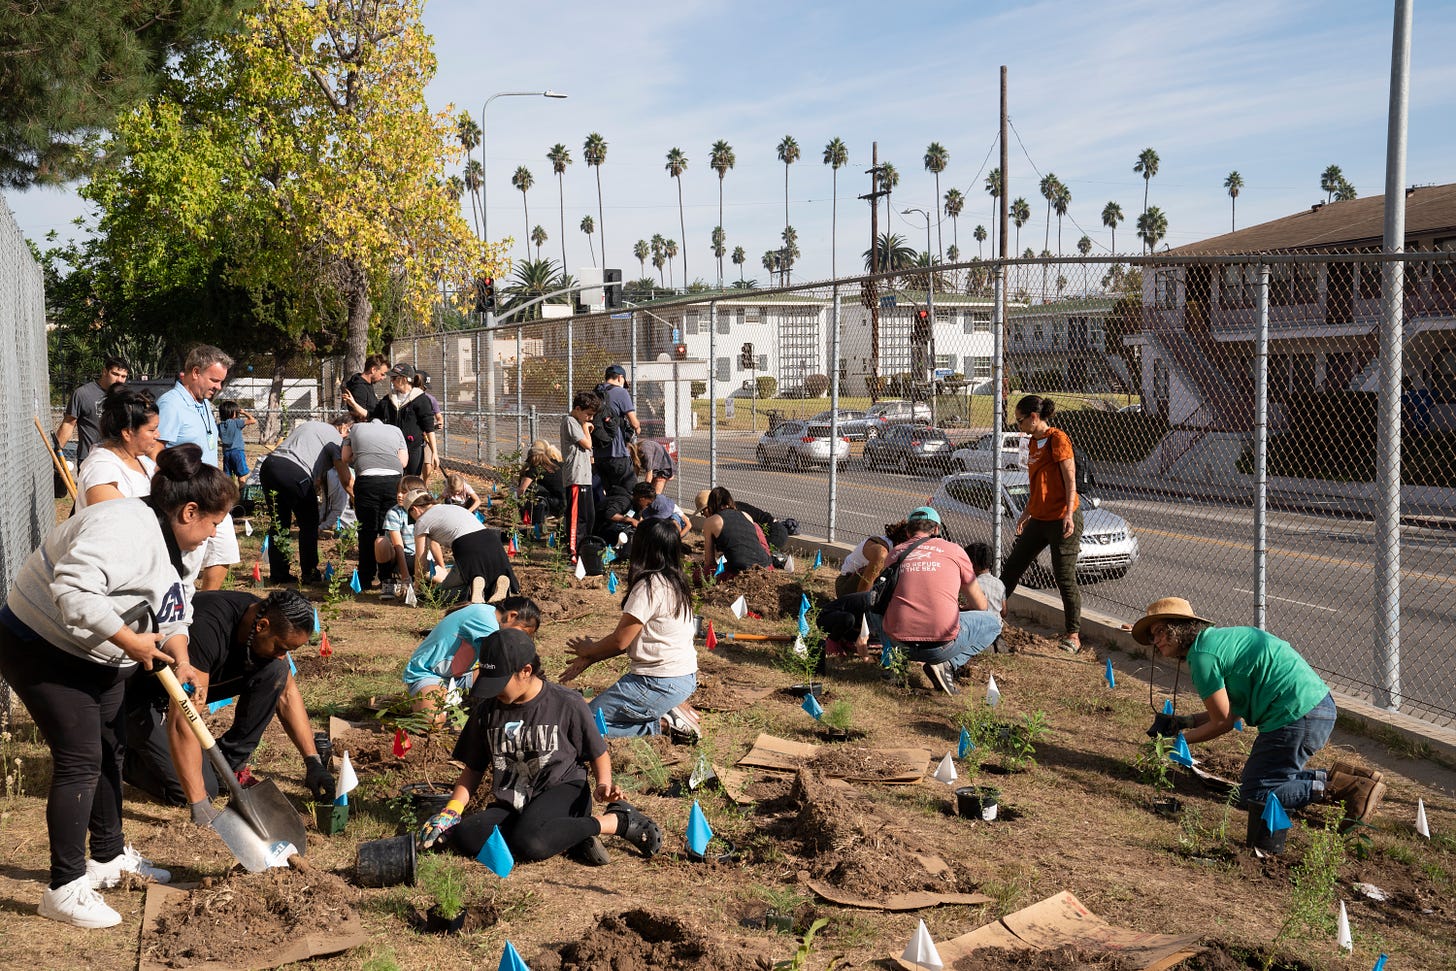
[[581, 216, 597, 266], [665, 147, 689, 283], [511, 165, 534, 260], [943, 187, 964, 259], [984, 168, 1001, 256], [1137, 206, 1168, 252], [710, 139, 735, 284], [584, 133, 608, 267], [923, 142, 949, 260], [776, 135, 800, 283], [1134, 148, 1159, 252], [547, 143, 572, 272], [823, 137, 848, 279], [1223, 171, 1243, 232], [633, 237, 648, 278], [1101, 201, 1123, 255]]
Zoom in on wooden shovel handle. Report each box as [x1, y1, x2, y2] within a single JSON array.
[[34, 416, 77, 500], [155, 664, 220, 749]]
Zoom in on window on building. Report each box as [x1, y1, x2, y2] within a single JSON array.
[[935, 354, 956, 370], [716, 357, 730, 383], [1220, 265, 1257, 309], [963, 311, 991, 333], [1032, 323, 1044, 343], [1013, 323, 1026, 343], [684, 311, 699, 335], [966, 356, 991, 378], [778, 314, 820, 393], [1270, 263, 1319, 307], [717, 310, 731, 334], [1154, 269, 1178, 309], [744, 307, 761, 324]]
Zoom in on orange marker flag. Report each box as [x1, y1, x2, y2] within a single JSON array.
[[393, 728, 413, 757], [252, 562, 262, 584], [319, 630, 333, 657], [704, 620, 718, 651]]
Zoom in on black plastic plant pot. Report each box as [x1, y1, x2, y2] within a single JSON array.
[[956, 786, 1000, 821], [316, 802, 349, 835], [786, 682, 826, 699], [686, 837, 740, 864], [401, 781, 454, 819], [314, 731, 333, 767], [424, 906, 466, 934], [1245, 806, 1289, 855], [1151, 796, 1183, 818], [356, 834, 418, 887]]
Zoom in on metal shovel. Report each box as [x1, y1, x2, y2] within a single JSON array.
[[154, 663, 309, 872]]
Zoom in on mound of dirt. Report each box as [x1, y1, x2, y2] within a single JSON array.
[[699, 570, 807, 619], [329, 725, 461, 789], [952, 946, 1138, 970], [807, 747, 921, 781], [533, 908, 772, 971], [143, 866, 360, 969]]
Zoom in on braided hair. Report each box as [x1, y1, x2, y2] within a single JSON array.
[[261, 589, 314, 635]]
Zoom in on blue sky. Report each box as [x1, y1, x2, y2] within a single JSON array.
[[6, 0, 1455, 284]]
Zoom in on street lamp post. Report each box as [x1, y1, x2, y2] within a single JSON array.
[[478, 89, 566, 462], [904, 208, 936, 427]]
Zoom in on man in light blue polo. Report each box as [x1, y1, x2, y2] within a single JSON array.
[[157, 345, 240, 590]]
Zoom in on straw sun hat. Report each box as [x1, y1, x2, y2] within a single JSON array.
[[1131, 597, 1214, 645]]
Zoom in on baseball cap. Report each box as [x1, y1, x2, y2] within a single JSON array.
[[907, 506, 941, 525], [604, 364, 627, 379], [403, 488, 433, 510], [469, 628, 539, 699], [390, 362, 416, 380], [694, 489, 712, 516]]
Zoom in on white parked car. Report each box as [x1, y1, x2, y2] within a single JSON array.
[[754, 420, 850, 471], [928, 470, 1138, 583], [951, 431, 1028, 473]]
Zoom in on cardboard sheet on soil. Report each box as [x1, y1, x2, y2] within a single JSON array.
[[806, 866, 992, 911], [139, 872, 367, 971], [890, 890, 1204, 971], [736, 733, 929, 783]]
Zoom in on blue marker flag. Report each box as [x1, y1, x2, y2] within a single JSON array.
[[606, 570, 619, 593], [958, 727, 973, 758], [1372, 955, 1388, 971], [475, 510, 486, 523], [323, 562, 335, 582], [714, 557, 725, 577], [798, 615, 810, 637], [1262, 794, 1292, 833], [349, 569, 362, 594], [880, 644, 893, 668], [1104, 657, 1116, 689], [477, 824, 515, 877], [1170, 732, 1194, 767], [498, 941, 530, 971], [313, 607, 321, 634], [1233, 718, 1245, 732], [207, 696, 237, 714], [802, 692, 824, 720], [687, 800, 713, 856], [799, 594, 810, 619], [547, 532, 556, 548], [486, 496, 492, 509], [261, 534, 270, 555], [288, 652, 297, 676], [594, 707, 608, 736], [813, 550, 823, 569], [533, 521, 543, 539], [1162, 699, 1174, 715]]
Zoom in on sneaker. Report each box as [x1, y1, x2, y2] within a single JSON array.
[[486, 576, 511, 605], [606, 801, 663, 858], [300, 571, 324, 585], [1336, 777, 1387, 827], [663, 704, 702, 743], [567, 835, 611, 867], [923, 661, 958, 696], [86, 843, 172, 889], [1329, 759, 1385, 785], [380, 582, 397, 602], [40, 874, 121, 929], [469, 576, 487, 604]]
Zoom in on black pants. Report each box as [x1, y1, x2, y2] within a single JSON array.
[[447, 779, 598, 861], [261, 455, 320, 580], [442, 530, 518, 601], [0, 622, 129, 888], [354, 473, 401, 588], [378, 550, 415, 584], [404, 443, 425, 477], [568, 484, 595, 557], [122, 658, 290, 806], [596, 455, 635, 496]]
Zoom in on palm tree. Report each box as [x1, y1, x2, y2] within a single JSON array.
[[944, 187, 964, 259], [711, 226, 726, 275], [583, 132, 608, 267], [511, 165, 534, 259], [710, 139, 735, 283], [1039, 172, 1060, 258], [1053, 182, 1071, 255], [1137, 206, 1168, 252], [1321, 164, 1343, 203], [445, 174, 463, 202], [1010, 197, 1031, 256], [1077, 235, 1092, 256], [923, 142, 949, 260], [780, 225, 799, 283], [462, 159, 484, 238], [651, 234, 666, 287], [1334, 178, 1357, 202], [1223, 171, 1243, 232], [502, 257, 566, 321], [547, 143, 572, 272], [1134, 148, 1159, 251], [664, 238, 678, 289], [878, 162, 899, 246], [776, 135, 800, 282], [632, 238, 648, 277], [457, 113, 482, 236], [732, 245, 746, 283], [530, 224, 548, 260], [761, 250, 780, 284], [823, 137, 848, 278], [1102, 201, 1124, 254], [863, 233, 917, 274], [664, 147, 689, 283], [984, 168, 1002, 255], [973, 224, 987, 258], [581, 216, 598, 266]]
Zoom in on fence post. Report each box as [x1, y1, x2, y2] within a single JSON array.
[[828, 287, 841, 544], [1254, 264, 1270, 630], [991, 268, 1006, 571], [708, 300, 717, 486], [629, 309, 637, 388], [566, 318, 574, 411], [474, 331, 483, 464], [439, 332, 449, 463], [528, 404, 537, 445], [484, 315, 497, 465], [516, 324, 524, 447]]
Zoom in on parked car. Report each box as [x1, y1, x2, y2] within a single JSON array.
[[754, 420, 849, 470], [838, 399, 932, 440], [951, 431, 1028, 473], [928, 470, 1138, 583], [862, 423, 955, 474], [807, 407, 866, 428]]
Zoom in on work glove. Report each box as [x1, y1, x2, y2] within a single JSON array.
[[1147, 713, 1198, 739], [190, 799, 221, 827], [418, 800, 465, 848], [303, 755, 334, 802]]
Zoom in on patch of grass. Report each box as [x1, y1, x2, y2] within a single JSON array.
[[361, 950, 403, 971], [1267, 817, 1346, 964], [829, 913, 880, 949], [753, 883, 808, 914], [979, 864, 1038, 917]]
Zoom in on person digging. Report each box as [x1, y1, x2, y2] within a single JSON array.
[[418, 628, 663, 866], [1133, 596, 1385, 830], [123, 590, 334, 823]]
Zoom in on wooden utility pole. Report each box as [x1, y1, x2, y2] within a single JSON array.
[[859, 141, 888, 400]]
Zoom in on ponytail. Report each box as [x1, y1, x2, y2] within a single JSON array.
[[151, 444, 237, 516]]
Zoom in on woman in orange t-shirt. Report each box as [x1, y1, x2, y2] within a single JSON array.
[[1000, 395, 1084, 653]]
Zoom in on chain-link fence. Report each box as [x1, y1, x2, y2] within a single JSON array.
[[0, 200, 54, 724], [385, 249, 1456, 728]]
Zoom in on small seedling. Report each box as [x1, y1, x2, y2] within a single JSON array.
[[1130, 736, 1175, 793], [820, 700, 854, 733], [773, 917, 836, 971], [417, 855, 466, 921]]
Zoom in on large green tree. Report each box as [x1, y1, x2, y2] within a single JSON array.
[[776, 135, 799, 282], [583, 132, 608, 267], [823, 137, 848, 277], [547, 143, 572, 270]]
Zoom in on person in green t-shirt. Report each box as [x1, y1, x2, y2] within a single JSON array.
[[1132, 597, 1385, 826]]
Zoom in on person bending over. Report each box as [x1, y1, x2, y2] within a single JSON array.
[[402, 596, 541, 723], [699, 486, 771, 579]]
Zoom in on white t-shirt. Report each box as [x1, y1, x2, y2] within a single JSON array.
[[620, 573, 698, 678], [75, 447, 156, 512], [414, 503, 485, 551]]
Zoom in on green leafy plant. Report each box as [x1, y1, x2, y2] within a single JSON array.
[[625, 737, 670, 792], [1266, 817, 1346, 967], [412, 578, 454, 612], [773, 917, 836, 971], [417, 855, 467, 920], [1130, 736, 1175, 793], [335, 521, 360, 559], [996, 710, 1049, 772], [820, 700, 854, 733]]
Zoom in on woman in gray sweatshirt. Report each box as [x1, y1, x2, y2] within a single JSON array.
[[0, 444, 236, 929]]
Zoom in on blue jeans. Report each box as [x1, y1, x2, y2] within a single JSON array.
[[1241, 693, 1336, 810], [589, 672, 697, 737], [888, 610, 1003, 670]]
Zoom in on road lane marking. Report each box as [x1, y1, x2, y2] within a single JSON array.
[[1232, 589, 1338, 613]]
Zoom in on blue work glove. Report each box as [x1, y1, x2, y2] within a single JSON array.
[[418, 803, 463, 848]]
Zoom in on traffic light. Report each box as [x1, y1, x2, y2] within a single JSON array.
[[674, 343, 688, 360], [604, 268, 623, 309], [913, 307, 931, 344], [474, 277, 496, 313], [740, 342, 755, 369]]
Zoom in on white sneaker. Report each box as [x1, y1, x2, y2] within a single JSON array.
[[86, 844, 171, 889], [663, 704, 701, 742], [380, 582, 397, 601], [39, 874, 121, 929]]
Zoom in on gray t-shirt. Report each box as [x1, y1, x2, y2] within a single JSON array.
[[560, 415, 592, 486], [347, 419, 407, 476], [270, 421, 342, 481], [976, 573, 1006, 615], [65, 380, 110, 462], [414, 503, 485, 551]]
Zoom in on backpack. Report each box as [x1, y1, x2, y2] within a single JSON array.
[[591, 383, 621, 453], [1073, 444, 1096, 495], [868, 536, 935, 615]]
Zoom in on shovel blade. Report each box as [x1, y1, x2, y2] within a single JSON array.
[[211, 778, 309, 871], [212, 808, 297, 873]]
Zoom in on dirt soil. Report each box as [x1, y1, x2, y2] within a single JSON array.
[[951, 943, 1327, 971], [2, 485, 1455, 970]]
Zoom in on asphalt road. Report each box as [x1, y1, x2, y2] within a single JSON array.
[[667, 430, 1456, 726]]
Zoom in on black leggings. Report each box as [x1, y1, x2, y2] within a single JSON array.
[[441, 530, 519, 601], [354, 473, 401, 588], [567, 484, 595, 557], [447, 779, 598, 861], [0, 622, 130, 888], [261, 455, 320, 579]]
